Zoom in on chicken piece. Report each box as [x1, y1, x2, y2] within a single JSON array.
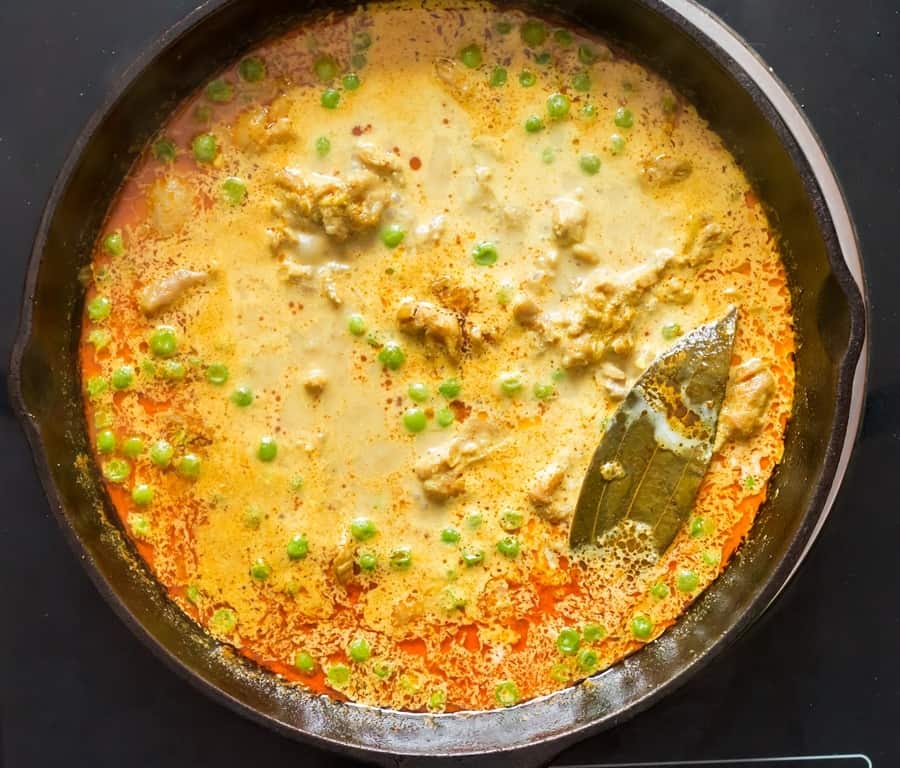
[[641, 154, 693, 187], [656, 275, 694, 305], [273, 167, 389, 241], [231, 96, 294, 152], [434, 57, 473, 102], [414, 417, 498, 501], [551, 196, 588, 245], [396, 297, 463, 359], [332, 537, 356, 586], [138, 269, 209, 315], [511, 292, 542, 327], [353, 141, 403, 174], [719, 358, 776, 441], [680, 217, 727, 267], [304, 369, 327, 395], [431, 276, 475, 314], [149, 177, 193, 236], [528, 460, 568, 508], [572, 243, 599, 264]]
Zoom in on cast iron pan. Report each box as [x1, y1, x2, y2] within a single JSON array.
[[8, 0, 868, 765]]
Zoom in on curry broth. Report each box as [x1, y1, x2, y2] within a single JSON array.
[[79, 2, 794, 711]]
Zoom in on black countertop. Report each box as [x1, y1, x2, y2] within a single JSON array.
[[1, 1, 898, 765]]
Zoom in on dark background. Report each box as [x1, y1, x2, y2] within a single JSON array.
[[1, 1, 897, 765]]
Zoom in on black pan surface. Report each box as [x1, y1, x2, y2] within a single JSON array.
[[7, 1, 867, 765]]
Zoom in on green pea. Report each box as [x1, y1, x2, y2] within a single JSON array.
[[86, 376, 108, 399], [205, 363, 229, 385], [389, 546, 412, 569], [289, 474, 304, 492], [702, 549, 720, 567], [466, 511, 483, 529], [541, 147, 555, 164], [556, 627, 580, 655], [192, 133, 218, 163], [357, 551, 377, 571], [580, 153, 602, 175], [243, 506, 263, 530], [88, 329, 111, 349], [96, 430, 116, 454], [327, 663, 350, 687], [257, 436, 278, 462], [250, 558, 271, 581], [193, 104, 212, 123], [352, 30, 372, 50], [221, 176, 247, 205], [122, 437, 145, 458], [238, 56, 266, 82], [402, 407, 427, 433], [427, 689, 447, 711], [314, 54, 338, 81], [160, 360, 186, 381], [149, 326, 177, 357], [583, 623, 606, 643], [489, 66, 507, 87], [111, 365, 134, 390], [438, 378, 461, 398], [533, 382, 555, 400], [524, 115, 544, 133], [185, 584, 200, 604], [132, 483, 154, 506], [178, 453, 201, 479], [350, 516, 377, 541], [518, 70, 536, 87], [690, 516, 708, 537], [286, 534, 309, 560], [494, 19, 512, 34], [149, 440, 174, 467], [102, 458, 130, 484], [662, 322, 682, 340], [535, 51, 552, 66], [231, 385, 253, 406], [578, 44, 597, 65], [93, 409, 114, 429], [103, 231, 125, 256], [128, 512, 151, 539], [577, 647, 598, 671], [320, 88, 341, 109], [496, 536, 520, 558], [408, 382, 429, 402], [546, 93, 570, 119], [315, 135, 331, 157], [610, 133, 626, 155], [499, 509, 524, 532], [348, 637, 371, 662], [520, 19, 547, 47], [347, 313, 366, 336], [294, 651, 315, 675], [498, 371, 523, 396], [650, 582, 670, 599], [553, 29, 573, 46], [379, 223, 406, 248], [572, 71, 591, 92], [342, 72, 361, 90], [472, 241, 499, 265], [494, 679, 519, 707], [580, 103, 598, 119], [210, 607, 237, 634], [442, 586, 466, 610], [351, 52, 367, 70], [87, 296, 111, 322], [676, 568, 699, 593], [436, 407, 455, 428], [550, 663, 569, 683], [662, 92, 678, 113], [440, 527, 461, 545], [205, 77, 234, 103], [614, 106, 634, 128], [461, 548, 484, 567], [459, 43, 482, 68], [631, 614, 654, 640], [377, 341, 406, 370], [152, 137, 177, 162]]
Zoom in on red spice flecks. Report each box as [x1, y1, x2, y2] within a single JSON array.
[[351, 124, 373, 136], [409, 156, 422, 170]]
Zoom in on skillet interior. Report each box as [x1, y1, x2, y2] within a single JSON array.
[[8, 0, 866, 764]]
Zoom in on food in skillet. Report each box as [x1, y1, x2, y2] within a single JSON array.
[[78, 1, 794, 711]]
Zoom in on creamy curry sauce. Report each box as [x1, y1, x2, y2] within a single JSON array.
[[79, 2, 795, 711]]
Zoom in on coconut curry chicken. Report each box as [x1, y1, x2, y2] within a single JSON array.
[[78, 2, 795, 712]]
